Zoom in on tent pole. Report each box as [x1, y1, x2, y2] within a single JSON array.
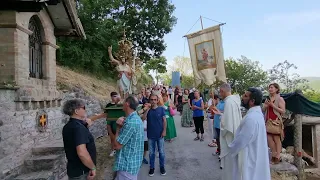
[[294, 114, 304, 180]]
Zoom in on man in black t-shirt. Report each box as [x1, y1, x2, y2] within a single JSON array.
[[62, 99, 96, 180]]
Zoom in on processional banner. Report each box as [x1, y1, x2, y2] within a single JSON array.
[[185, 24, 227, 86], [171, 71, 181, 87]]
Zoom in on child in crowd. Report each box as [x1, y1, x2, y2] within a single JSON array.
[[106, 92, 120, 157], [143, 118, 149, 164]]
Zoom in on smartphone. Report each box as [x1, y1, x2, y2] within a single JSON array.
[[266, 96, 270, 100]]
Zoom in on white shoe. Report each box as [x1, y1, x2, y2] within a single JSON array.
[[109, 150, 116, 157]]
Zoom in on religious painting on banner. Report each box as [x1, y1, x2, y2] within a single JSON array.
[[185, 24, 226, 86], [195, 40, 216, 70]]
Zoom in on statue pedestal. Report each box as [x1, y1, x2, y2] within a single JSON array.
[[105, 105, 125, 121]]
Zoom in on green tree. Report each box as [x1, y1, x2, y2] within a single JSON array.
[[144, 57, 167, 84], [180, 75, 194, 89], [167, 56, 193, 75], [225, 56, 268, 94], [57, 0, 177, 77], [303, 90, 320, 102], [268, 60, 309, 93], [162, 56, 194, 87], [160, 73, 171, 85]]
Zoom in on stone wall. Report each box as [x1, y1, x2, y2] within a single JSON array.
[[64, 87, 108, 138], [0, 89, 65, 178], [0, 88, 107, 179]]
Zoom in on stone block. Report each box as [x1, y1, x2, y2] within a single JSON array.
[[1, 135, 21, 155], [0, 90, 15, 103], [14, 170, 54, 180], [0, 123, 21, 140]]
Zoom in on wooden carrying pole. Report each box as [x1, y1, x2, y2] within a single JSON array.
[[200, 15, 204, 30], [294, 114, 305, 180]]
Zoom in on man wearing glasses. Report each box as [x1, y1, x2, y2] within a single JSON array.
[[142, 94, 167, 177], [62, 99, 96, 180]]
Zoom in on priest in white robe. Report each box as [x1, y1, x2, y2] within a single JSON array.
[[227, 88, 271, 180], [213, 83, 243, 180]]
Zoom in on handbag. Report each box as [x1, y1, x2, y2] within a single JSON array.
[[169, 106, 177, 116], [265, 109, 282, 135]]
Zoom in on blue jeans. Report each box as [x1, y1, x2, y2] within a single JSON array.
[[148, 138, 165, 169]]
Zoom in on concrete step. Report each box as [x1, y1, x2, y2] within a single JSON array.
[[14, 170, 54, 180], [32, 143, 64, 156], [24, 155, 61, 171]]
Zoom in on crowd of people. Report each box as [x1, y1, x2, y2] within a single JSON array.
[[61, 82, 286, 180]]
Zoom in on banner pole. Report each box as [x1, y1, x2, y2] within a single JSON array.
[[200, 16, 204, 30]]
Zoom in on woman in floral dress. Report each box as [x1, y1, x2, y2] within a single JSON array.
[[181, 89, 193, 127]]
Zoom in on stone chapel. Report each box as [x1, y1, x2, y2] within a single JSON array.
[[0, 0, 85, 179]]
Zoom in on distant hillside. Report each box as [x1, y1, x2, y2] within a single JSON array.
[[303, 77, 320, 91]]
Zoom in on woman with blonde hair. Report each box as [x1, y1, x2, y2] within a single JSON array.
[[263, 83, 286, 164]]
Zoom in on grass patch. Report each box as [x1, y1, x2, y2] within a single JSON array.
[[56, 66, 118, 100]]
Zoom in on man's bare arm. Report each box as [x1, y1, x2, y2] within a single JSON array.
[[113, 127, 123, 150], [76, 144, 95, 169], [142, 109, 149, 121], [107, 125, 115, 139], [162, 116, 167, 136]]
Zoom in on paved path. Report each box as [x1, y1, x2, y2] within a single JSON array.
[[137, 115, 222, 180]]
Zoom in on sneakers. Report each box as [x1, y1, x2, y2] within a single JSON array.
[[109, 149, 116, 157], [148, 167, 166, 176], [160, 167, 166, 176], [148, 168, 155, 177], [143, 158, 148, 164]]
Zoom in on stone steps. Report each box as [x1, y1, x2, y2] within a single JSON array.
[[32, 145, 64, 156], [32, 141, 65, 156], [24, 154, 61, 171], [14, 140, 67, 180], [14, 170, 54, 180]]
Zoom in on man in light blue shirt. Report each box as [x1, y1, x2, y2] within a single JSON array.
[[113, 96, 144, 180]]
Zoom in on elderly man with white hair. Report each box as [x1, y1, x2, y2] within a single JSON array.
[[212, 83, 243, 180]]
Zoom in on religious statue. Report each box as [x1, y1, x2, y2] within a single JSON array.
[[202, 48, 209, 62], [108, 46, 132, 99], [108, 30, 142, 98]]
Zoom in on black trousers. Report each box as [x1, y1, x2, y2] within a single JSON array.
[[215, 128, 221, 152], [193, 116, 204, 134]]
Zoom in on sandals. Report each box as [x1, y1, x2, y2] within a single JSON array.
[[208, 142, 217, 147], [270, 157, 282, 164], [200, 137, 204, 141], [194, 137, 200, 141]]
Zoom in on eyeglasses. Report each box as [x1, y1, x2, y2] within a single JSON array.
[[80, 106, 86, 110], [150, 99, 157, 101]]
